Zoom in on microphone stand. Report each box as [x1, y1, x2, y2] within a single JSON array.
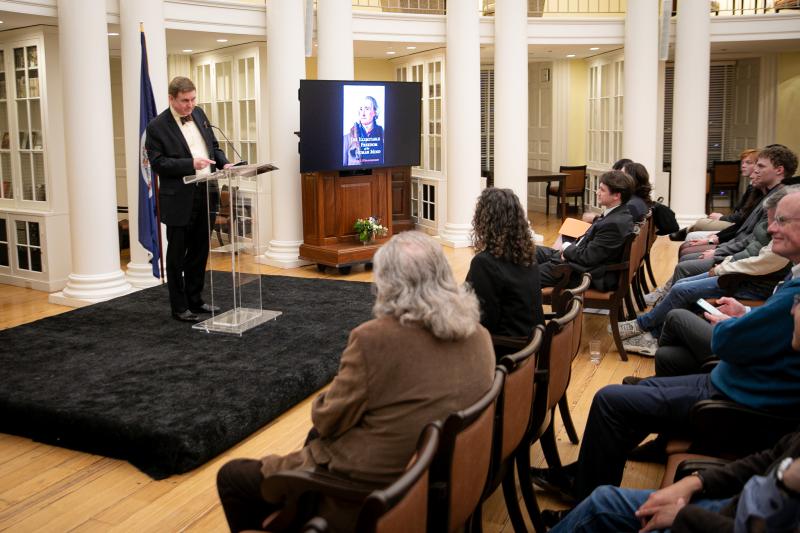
[[206, 122, 247, 166]]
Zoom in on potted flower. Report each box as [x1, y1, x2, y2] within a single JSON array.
[[354, 216, 388, 244]]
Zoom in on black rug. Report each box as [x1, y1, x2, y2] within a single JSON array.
[[0, 275, 374, 479]]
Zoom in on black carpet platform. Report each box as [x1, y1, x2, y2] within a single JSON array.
[[0, 275, 374, 479]]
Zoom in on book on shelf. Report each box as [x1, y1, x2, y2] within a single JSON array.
[[31, 131, 42, 150], [19, 131, 28, 150], [1, 132, 8, 149], [15, 75, 26, 98], [28, 77, 39, 98]]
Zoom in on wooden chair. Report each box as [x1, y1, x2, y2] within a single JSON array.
[[541, 263, 573, 316], [214, 187, 232, 247], [639, 210, 659, 293], [705, 160, 740, 213], [514, 297, 582, 532], [546, 165, 587, 218], [428, 368, 506, 533], [472, 327, 544, 533], [538, 297, 583, 470], [556, 276, 589, 445], [630, 215, 652, 312], [582, 231, 640, 361]]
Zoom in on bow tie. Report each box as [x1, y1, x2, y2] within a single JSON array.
[[180, 115, 193, 125]]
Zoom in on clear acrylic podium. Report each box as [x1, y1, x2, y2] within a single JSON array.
[[183, 163, 280, 335]]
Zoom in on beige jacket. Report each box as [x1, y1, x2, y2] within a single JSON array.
[[260, 315, 495, 487], [713, 241, 789, 277]]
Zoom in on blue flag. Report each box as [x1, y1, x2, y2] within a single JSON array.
[[138, 30, 160, 278]]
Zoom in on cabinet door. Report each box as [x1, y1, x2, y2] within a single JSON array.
[[13, 44, 45, 203]]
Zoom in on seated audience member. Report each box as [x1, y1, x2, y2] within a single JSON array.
[[532, 189, 800, 504], [216, 231, 495, 533], [611, 158, 633, 171], [670, 148, 761, 242], [622, 162, 652, 223], [646, 144, 797, 305], [617, 186, 795, 356], [546, 431, 800, 532], [466, 187, 544, 357], [536, 170, 635, 291]]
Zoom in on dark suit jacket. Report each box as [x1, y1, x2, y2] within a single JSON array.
[[562, 204, 634, 291], [145, 106, 228, 226]]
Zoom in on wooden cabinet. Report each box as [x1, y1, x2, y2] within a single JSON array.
[[299, 167, 410, 270]]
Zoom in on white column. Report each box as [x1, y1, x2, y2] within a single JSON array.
[[49, 0, 132, 306], [670, 0, 710, 226], [493, 0, 529, 211], [261, 0, 310, 268], [623, 0, 659, 182], [119, 0, 168, 288], [317, 0, 353, 80], [439, 0, 480, 248]]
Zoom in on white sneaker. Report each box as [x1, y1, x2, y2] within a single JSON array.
[[623, 333, 658, 357], [610, 319, 644, 341], [644, 287, 667, 307]]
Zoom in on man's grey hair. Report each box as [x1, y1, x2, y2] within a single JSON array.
[[372, 231, 480, 341], [765, 184, 800, 210]]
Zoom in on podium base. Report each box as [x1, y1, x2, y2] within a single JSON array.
[[192, 307, 282, 336]]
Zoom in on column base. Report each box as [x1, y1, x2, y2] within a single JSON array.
[[258, 239, 312, 269], [125, 260, 163, 288], [439, 223, 473, 249], [49, 270, 133, 307]]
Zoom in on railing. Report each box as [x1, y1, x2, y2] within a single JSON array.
[[351, 0, 446, 15], [710, 0, 799, 16], [482, 0, 625, 17]]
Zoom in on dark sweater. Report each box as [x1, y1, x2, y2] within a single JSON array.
[[673, 431, 800, 532]]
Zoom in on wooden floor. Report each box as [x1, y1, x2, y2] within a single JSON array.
[[0, 211, 680, 532]]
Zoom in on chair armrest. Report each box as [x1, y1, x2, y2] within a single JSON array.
[[673, 458, 731, 482], [688, 399, 800, 456]]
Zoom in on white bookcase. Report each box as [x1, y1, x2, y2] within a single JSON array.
[[0, 27, 70, 292]]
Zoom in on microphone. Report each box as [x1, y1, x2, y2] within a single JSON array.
[[206, 122, 247, 166]]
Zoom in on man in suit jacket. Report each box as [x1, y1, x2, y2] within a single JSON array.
[[536, 170, 635, 291], [145, 76, 231, 322]]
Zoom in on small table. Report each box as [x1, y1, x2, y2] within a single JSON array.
[[483, 168, 570, 221]]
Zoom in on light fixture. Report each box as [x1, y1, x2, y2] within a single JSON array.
[[108, 32, 119, 36], [566, 54, 576, 58], [182, 49, 193, 53], [589, 47, 599, 51], [406, 46, 416, 50], [386, 51, 396, 55], [216, 38, 228, 43]]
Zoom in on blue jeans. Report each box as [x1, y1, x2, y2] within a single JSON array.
[[550, 485, 733, 532], [636, 272, 765, 336], [573, 374, 727, 499]]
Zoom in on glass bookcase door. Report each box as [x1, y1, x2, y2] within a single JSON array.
[[237, 56, 256, 164], [214, 60, 234, 161], [195, 63, 213, 120], [0, 50, 11, 201], [14, 45, 44, 202]]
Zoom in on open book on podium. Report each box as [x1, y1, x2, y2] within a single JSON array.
[[183, 162, 278, 335]]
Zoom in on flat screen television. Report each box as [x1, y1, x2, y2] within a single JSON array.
[[299, 80, 422, 173]]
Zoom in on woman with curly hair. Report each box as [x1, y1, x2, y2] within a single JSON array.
[[467, 188, 544, 357]]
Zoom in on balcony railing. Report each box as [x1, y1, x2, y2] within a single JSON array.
[[351, 0, 446, 15]]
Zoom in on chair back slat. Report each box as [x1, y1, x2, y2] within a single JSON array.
[[559, 165, 587, 194], [358, 424, 440, 533], [498, 327, 543, 460]]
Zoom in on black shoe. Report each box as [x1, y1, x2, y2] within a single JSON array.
[[530, 466, 577, 503], [622, 375, 648, 386], [189, 303, 220, 314], [669, 227, 688, 241], [541, 509, 572, 529], [628, 438, 668, 463], [172, 310, 201, 322]]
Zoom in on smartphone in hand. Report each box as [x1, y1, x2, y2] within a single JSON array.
[[696, 298, 724, 316]]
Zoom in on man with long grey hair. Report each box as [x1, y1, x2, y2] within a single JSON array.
[[217, 231, 495, 532]]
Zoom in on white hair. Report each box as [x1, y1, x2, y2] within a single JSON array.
[[372, 231, 480, 341]]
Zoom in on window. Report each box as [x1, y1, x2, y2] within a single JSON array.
[[480, 68, 494, 172], [663, 63, 737, 169], [421, 183, 435, 222]]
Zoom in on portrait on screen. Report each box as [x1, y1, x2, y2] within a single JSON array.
[[342, 85, 385, 167]]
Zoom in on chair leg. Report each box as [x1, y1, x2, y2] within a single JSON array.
[[545, 191, 550, 217], [638, 263, 650, 294], [608, 301, 629, 361], [215, 227, 224, 247], [541, 416, 562, 469], [501, 464, 529, 533], [558, 394, 580, 445], [468, 503, 483, 533], [515, 447, 547, 533], [645, 254, 658, 288]]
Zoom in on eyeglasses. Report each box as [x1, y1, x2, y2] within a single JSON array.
[[772, 215, 800, 227]]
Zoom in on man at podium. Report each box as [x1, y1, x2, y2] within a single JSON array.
[[146, 76, 232, 322]]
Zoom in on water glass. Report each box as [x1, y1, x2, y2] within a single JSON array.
[[589, 340, 602, 364]]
